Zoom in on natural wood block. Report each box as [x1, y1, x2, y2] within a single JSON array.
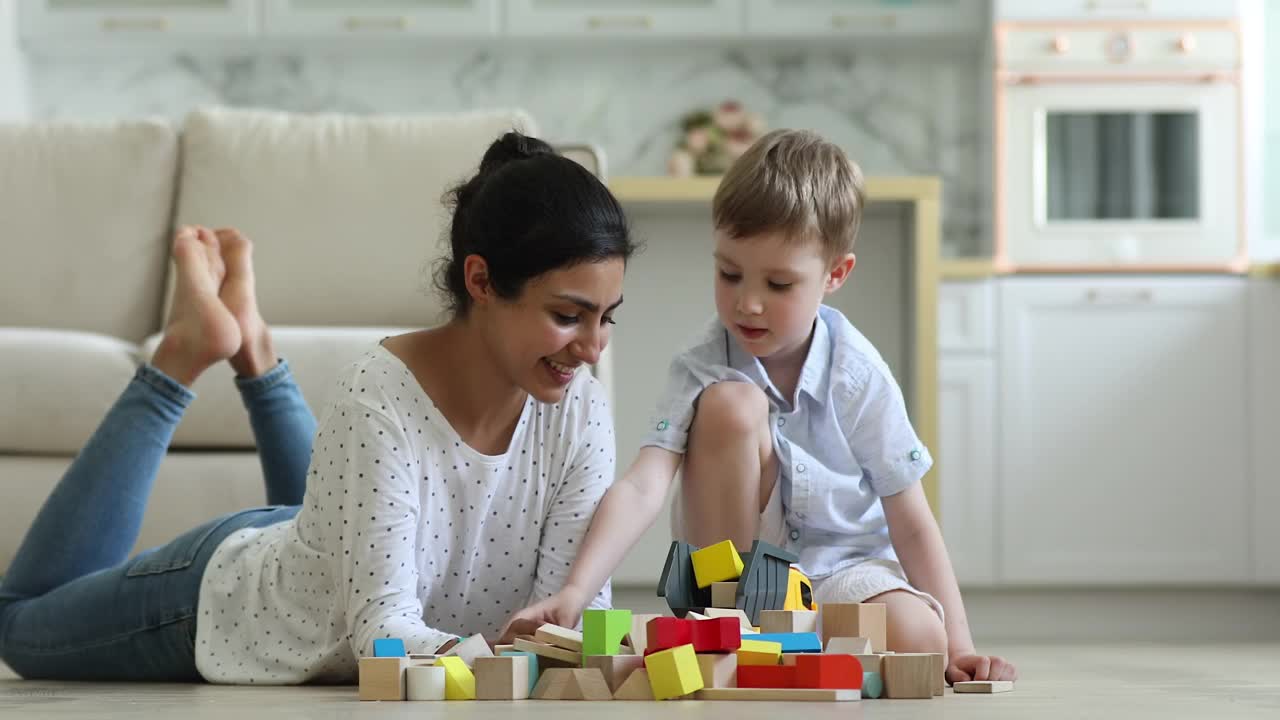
[[405, 665, 446, 701], [435, 656, 476, 700], [358, 657, 407, 701], [493, 645, 515, 655], [584, 654, 645, 693], [534, 623, 584, 652], [532, 668, 573, 699], [583, 609, 632, 657], [513, 637, 581, 667], [694, 687, 861, 701], [443, 633, 493, 668], [853, 654, 882, 675], [819, 603, 887, 653], [711, 582, 739, 608], [882, 653, 935, 699], [531, 668, 613, 700], [500, 650, 539, 696], [826, 636, 872, 655], [932, 652, 945, 696], [954, 680, 1015, 694], [474, 656, 530, 700], [613, 668, 656, 700], [703, 607, 754, 632], [691, 539, 745, 588], [644, 644, 704, 700], [686, 611, 710, 621], [696, 653, 738, 688], [761, 610, 818, 635], [626, 613, 662, 656]]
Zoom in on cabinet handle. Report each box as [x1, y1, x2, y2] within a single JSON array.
[[1085, 289, 1153, 304], [101, 17, 169, 32], [831, 14, 897, 30], [586, 15, 653, 31], [344, 16, 409, 32], [1084, 0, 1151, 11]]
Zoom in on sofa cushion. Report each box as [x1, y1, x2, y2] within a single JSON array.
[[0, 328, 140, 454], [0, 120, 178, 342], [171, 107, 538, 328], [138, 326, 413, 449]]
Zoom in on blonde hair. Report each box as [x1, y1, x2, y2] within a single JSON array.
[[712, 129, 865, 261]]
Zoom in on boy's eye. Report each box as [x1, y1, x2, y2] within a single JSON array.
[[718, 270, 741, 282], [553, 312, 579, 325], [768, 281, 793, 291]]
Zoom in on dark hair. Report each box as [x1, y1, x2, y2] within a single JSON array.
[[435, 132, 636, 317]]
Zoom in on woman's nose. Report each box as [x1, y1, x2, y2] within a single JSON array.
[[571, 326, 603, 365]]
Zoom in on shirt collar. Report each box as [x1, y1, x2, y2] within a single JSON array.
[[724, 310, 833, 408]]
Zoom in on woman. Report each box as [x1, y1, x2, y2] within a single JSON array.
[[0, 132, 635, 683]]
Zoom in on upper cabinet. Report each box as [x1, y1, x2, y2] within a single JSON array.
[[506, 0, 742, 37], [263, 0, 498, 37], [745, 0, 984, 36], [19, 0, 258, 39]]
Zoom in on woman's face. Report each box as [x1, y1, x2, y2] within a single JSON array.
[[479, 258, 626, 404]]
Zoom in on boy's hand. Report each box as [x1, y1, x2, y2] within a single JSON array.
[[497, 587, 589, 644], [946, 653, 1018, 684]]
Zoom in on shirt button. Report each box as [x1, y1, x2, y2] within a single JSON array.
[[789, 530, 800, 541], [910, 450, 921, 461], [777, 417, 786, 427], [796, 463, 806, 473]]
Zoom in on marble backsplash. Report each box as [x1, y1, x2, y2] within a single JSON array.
[[25, 47, 988, 255]]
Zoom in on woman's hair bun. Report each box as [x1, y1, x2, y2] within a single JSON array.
[[477, 132, 555, 177]]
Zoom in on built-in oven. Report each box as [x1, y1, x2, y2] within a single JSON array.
[[995, 21, 1245, 270]]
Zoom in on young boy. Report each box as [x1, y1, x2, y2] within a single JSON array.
[[506, 129, 1016, 684]]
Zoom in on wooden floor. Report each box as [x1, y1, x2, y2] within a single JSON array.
[[3, 644, 1279, 719]]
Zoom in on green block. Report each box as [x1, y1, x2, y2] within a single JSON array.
[[862, 671, 883, 699], [582, 609, 632, 657]]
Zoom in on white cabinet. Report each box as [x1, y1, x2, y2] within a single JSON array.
[[939, 355, 996, 585], [263, 0, 497, 36], [997, 277, 1251, 584], [19, 0, 257, 38], [994, 0, 1245, 21], [746, 0, 984, 36], [506, 0, 742, 37], [1250, 278, 1280, 584]]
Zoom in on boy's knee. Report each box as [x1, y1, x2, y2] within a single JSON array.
[[877, 591, 947, 655], [693, 382, 769, 437]]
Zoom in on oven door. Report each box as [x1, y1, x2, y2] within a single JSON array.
[[999, 79, 1241, 269]]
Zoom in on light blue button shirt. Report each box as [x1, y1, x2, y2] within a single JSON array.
[[642, 305, 933, 579]]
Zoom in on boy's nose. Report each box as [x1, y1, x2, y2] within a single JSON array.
[[738, 292, 764, 315]]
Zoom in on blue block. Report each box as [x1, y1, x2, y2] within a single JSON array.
[[862, 671, 883, 699], [502, 650, 539, 695], [372, 638, 406, 657], [750, 632, 822, 652]]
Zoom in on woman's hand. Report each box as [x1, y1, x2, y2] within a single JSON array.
[[946, 652, 1018, 684], [497, 586, 590, 645]]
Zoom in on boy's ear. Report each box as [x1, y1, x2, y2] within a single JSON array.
[[825, 253, 856, 293]]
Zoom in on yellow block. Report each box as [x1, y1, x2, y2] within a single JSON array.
[[643, 644, 704, 700], [435, 656, 476, 700], [691, 540, 745, 589], [736, 639, 783, 666]]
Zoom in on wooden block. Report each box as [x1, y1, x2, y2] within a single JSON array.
[[583, 609, 632, 657], [405, 665, 446, 701], [954, 680, 1015, 694], [694, 687, 860, 701], [749, 632, 821, 653], [702, 607, 754, 633], [696, 652, 738, 688], [567, 668, 614, 700], [826, 636, 872, 655], [434, 656, 476, 700], [474, 655, 530, 700], [692, 617, 742, 652], [691, 539, 745, 588], [685, 611, 710, 621], [532, 668, 574, 699], [932, 652, 945, 696], [625, 613, 662, 656], [443, 633, 493, 667], [881, 653, 935, 699], [500, 651, 539, 696], [711, 581, 739, 608], [358, 657, 407, 701], [373, 638, 406, 657], [853, 654, 882, 675], [736, 638, 783, 666], [493, 645, 514, 655], [795, 654, 863, 690], [534, 623, 584, 652], [760, 609, 819, 635], [647, 617, 694, 653], [407, 654, 439, 662], [643, 644, 704, 700], [584, 654, 645, 693], [737, 664, 796, 689], [613, 668, 656, 700], [819, 603, 887, 653], [862, 671, 883, 699], [513, 637, 581, 667]]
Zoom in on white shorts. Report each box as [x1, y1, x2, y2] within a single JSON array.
[[672, 478, 945, 623]]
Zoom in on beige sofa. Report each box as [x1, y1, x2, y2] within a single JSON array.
[[0, 107, 608, 571]]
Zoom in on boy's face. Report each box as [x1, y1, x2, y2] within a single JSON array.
[[712, 229, 855, 362]]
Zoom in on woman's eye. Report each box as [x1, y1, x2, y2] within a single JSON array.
[[719, 271, 741, 282], [553, 313, 579, 326], [602, 315, 617, 326]]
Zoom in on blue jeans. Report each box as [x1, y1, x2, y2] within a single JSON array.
[[0, 361, 313, 681]]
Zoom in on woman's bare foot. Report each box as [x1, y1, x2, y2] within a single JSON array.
[[152, 227, 243, 387], [216, 228, 277, 378]]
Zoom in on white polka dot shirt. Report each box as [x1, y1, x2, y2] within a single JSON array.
[[194, 345, 616, 684]]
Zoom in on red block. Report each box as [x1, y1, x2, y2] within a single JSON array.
[[737, 664, 797, 689], [795, 654, 864, 690], [647, 617, 694, 653], [692, 618, 741, 653]]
